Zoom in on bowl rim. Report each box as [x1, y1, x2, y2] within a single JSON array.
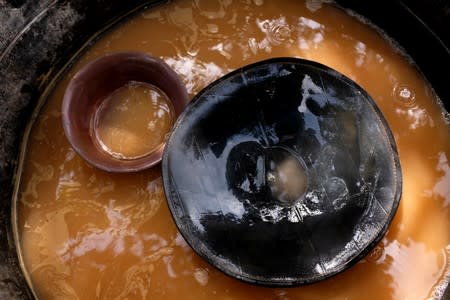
[[161, 57, 403, 287], [62, 51, 189, 172]]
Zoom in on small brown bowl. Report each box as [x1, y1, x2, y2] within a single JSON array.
[[62, 52, 189, 172]]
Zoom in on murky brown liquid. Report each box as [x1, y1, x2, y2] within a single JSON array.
[[93, 82, 174, 159], [17, 0, 450, 299]]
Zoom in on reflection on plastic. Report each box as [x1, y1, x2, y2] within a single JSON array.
[[162, 58, 402, 286]]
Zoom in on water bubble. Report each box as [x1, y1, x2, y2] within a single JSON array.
[[393, 84, 416, 107], [272, 24, 291, 44], [258, 18, 292, 46], [262, 21, 271, 30], [264, 22, 291, 46]]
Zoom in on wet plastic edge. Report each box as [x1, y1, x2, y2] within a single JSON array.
[[161, 57, 403, 287]]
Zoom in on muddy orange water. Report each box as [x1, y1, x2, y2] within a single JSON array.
[[93, 82, 174, 160], [16, 0, 450, 299]]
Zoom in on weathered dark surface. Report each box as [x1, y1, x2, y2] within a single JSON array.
[[0, 2, 78, 298], [0, 0, 448, 299], [0, 1, 159, 299]]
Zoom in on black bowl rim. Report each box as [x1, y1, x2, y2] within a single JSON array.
[[161, 57, 403, 287]]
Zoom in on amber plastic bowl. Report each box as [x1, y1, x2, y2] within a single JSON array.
[[62, 52, 189, 172]]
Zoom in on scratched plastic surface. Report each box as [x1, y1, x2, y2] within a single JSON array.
[[162, 58, 402, 286]]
